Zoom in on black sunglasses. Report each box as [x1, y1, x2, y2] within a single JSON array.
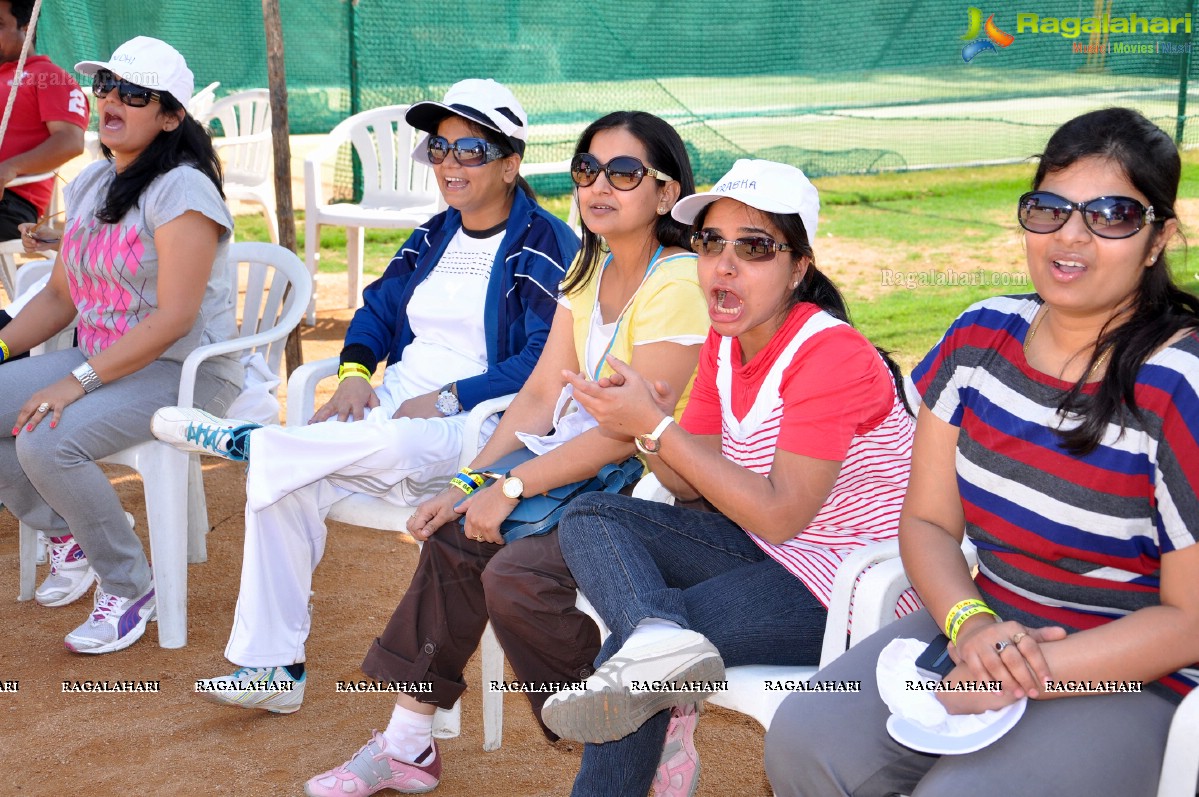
[[92, 70, 161, 108], [426, 136, 509, 167], [1017, 191, 1157, 240], [570, 153, 673, 191], [691, 230, 793, 262]]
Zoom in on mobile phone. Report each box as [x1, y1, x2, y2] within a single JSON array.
[[914, 634, 954, 679]]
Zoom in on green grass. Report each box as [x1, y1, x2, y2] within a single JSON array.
[[234, 151, 1199, 371]]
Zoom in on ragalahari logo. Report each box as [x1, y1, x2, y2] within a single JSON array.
[[961, 7, 1015, 62]]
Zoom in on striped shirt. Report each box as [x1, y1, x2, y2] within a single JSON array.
[[682, 303, 918, 612], [914, 294, 1199, 700]]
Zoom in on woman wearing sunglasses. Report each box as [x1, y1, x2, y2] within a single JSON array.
[[540, 158, 916, 796], [766, 108, 1199, 797], [303, 111, 708, 797], [148, 79, 579, 708], [0, 37, 241, 653]]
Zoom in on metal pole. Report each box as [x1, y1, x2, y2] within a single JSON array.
[[1177, 0, 1197, 145]]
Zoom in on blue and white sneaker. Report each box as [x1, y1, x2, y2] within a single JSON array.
[[64, 581, 156, 654], [151, 407, 259, 462], [195, 666, 306, 714]]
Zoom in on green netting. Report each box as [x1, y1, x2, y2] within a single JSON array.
[[34, 0, 1199, 196]]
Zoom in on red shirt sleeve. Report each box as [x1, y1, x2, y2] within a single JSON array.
[[680, 328, 722, 436], [35, 61, 89, 128], [775, 325, 896, 461]]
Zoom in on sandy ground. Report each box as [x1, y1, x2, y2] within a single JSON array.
[[0, 275, 778, 797]]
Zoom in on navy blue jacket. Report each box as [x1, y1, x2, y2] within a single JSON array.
[[341, 189, 579, 410]]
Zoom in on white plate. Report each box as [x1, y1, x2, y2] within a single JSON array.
[[886, 697, 1027, 755]]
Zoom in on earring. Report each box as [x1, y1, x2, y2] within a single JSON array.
[[657, 204, 668, 216]]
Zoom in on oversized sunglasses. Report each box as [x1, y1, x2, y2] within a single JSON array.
[[570, 153, 673, 191], [92, 70, 161, 107], [691, 230, 793, 262], [426, 136, 508, 167], [1017, 191, 1157, 240]]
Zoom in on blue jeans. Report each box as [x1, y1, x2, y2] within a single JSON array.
[[557, 492, 828, 797]]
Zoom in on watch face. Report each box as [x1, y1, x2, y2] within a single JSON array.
[[636, 434, 661, 454], [435, 390, 460, 416], [502, 476, 524, 500]]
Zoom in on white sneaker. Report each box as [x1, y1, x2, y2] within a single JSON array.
[[151, 407, 259, 461], [541, 628, 724, 743], [35, 535, 97, 607], [64, 581, 156, 654], [195, 666, 306, 714]]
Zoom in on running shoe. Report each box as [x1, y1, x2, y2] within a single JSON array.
[[64, 581, 156, 654], [35, 535, 97, 607], [304, 733, 440, 796], [195, 666, 306, 714], [151, 407, 259, 461], [653, 703, 701, 797]]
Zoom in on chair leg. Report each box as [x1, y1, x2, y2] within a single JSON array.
[[432, 702, 462, 740], [143, 448, 191, 648], [481, 622, 505, 751], [304, 213, 319, 326], [17, 520, 37, 601], [186, 455, 208, 564], [347, 226, 365, 309]]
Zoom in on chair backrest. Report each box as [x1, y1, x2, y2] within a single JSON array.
[[225, 241, 309, 376], [209, 89, 272, 187], [332, 104, 438, 209], [189, 81, 221, 122]]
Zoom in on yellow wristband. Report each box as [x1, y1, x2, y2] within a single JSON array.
[[949, 605, 999, 646], [944, 598, 989, 638], [337, 363, 372, 383], [0, 338, 9, 362]]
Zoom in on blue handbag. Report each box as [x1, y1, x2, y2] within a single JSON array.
[[457, 447, 645, 543]]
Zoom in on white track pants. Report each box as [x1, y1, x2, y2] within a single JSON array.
[[224, 408, 475, 666]]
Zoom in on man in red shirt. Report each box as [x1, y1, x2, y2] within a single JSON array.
[[0, 0, 87, 240]]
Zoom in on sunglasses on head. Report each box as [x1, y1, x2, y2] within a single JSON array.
[[1017, 191, 1157, 240], [426, 136, 508, 167], [570, 153, 673, 191], [691, 230, 793, 262], [92, 70, 161, 108]]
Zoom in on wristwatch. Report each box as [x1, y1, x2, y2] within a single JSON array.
[[634, 416, 675, 456], [500, 474, 525, 500], [71, 362, 103, 394], [434, 383, 461, 416]]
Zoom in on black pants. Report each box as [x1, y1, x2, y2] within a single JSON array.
[[0, 190, 39, 241]]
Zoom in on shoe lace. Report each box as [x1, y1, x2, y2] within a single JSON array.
[[90, 589, 124, 622], [48, 538, 74, 573], [185, 421, 233, 455]]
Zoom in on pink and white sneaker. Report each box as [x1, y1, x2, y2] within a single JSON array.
[[304, 733, 440, 796], [653, 703, 701, 797]]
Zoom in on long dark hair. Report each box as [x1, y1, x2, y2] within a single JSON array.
[[561, 111, 695, 296], [1033, 107, 1199, 455], [97, 89, 224, 223], [695, 203, 914, 416]]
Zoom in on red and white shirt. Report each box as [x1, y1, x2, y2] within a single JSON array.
[[682, 302, 919, 612]]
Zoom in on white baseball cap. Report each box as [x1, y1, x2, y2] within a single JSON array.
[[76, 36, 195, 109], [672, 159, 821, 239], [407, 78, 528, 165]]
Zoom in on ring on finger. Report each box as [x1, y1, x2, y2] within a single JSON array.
[[36, 402, 50, 413], [994, 640, 1010, 653], [1011, 632, 1027, 645]]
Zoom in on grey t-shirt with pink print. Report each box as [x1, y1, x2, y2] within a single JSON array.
[[61, 160, 241, 387]]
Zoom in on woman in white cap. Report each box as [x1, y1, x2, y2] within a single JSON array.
[[539, 158, 917, 796], [0, 37, 239, 653], [303, 111, 708, 797], [148, 79, 579, 708]]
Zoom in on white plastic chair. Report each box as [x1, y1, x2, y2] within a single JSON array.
[[303, 105, 440, 322], [521, 157, 579, 230], [15, 242, 311, 650], [209, 89, 278, 244], [287, 359, 515, 742]]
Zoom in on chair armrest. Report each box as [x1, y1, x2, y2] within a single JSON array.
[[820, 540, 902, 667], [285, 355, 340, 427], [1156, 687, 1199, 797], [178, 327, 300, 409], [458, 394, 517, 469]]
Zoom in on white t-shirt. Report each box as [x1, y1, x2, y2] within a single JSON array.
[[378, 225, 503, 411]]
